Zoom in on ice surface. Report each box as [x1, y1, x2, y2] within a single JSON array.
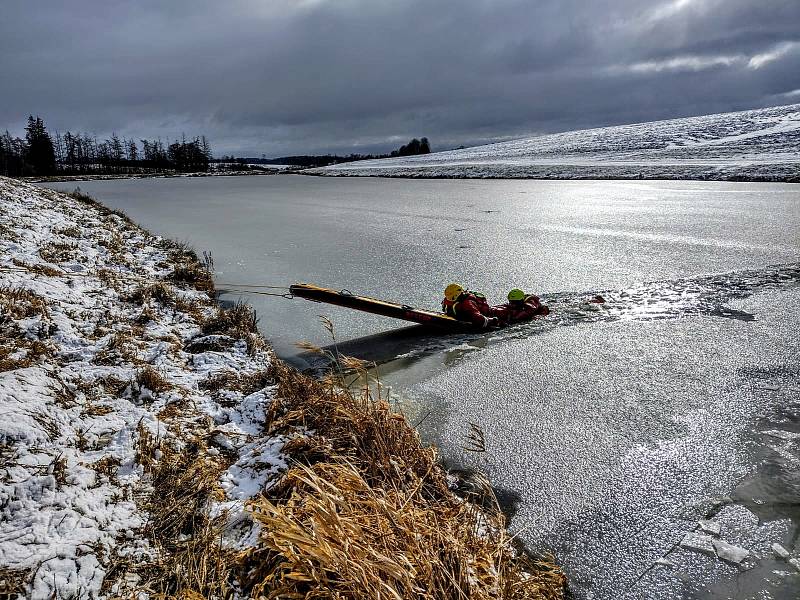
[[680, 533, 717, 556], [772, 542, 791, 560], [712, 539, 749, 564], [698, 519, 721, 536]]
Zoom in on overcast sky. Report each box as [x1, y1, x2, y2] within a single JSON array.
[[1, 0, 799, 156]]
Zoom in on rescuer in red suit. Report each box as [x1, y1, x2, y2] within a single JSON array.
[[494, 288, 550, 324], [441, 283, 504, 328]]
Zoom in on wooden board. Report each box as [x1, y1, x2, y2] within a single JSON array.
[[289, 283, 477, 332]]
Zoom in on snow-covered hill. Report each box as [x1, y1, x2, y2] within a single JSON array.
[[312, 103, 800, 181]]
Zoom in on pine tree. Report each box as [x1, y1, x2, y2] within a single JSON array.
[[24, 115, 56, 175]]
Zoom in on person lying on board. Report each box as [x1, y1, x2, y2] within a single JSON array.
[[441, 284, 549, 328], [442, 283, 504, 328]]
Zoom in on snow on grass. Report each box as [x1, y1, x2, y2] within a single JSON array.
[[0, 178, 287, 597], [310, 103, 800, 181]]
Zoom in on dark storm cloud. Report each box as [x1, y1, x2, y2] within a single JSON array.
[[1, 0, 798, 155]]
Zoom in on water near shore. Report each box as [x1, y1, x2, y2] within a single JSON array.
[[41, 175, 800, 598]]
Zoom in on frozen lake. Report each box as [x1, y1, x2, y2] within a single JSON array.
[[41, 175, 800, 599]]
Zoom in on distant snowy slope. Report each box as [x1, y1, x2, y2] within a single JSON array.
[[312, 103, 800, 181]]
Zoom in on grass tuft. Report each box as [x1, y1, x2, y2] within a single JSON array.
[[169, 263, 215, 293], [38, 241, 80, 264], [0, 286, 49, 320], [125, 282, 175, 306], [135, 366, 173, 394], [0, 567, 30, 597], [201, 302, 258, 338], [55, 225, 82, 238], [199, 368, 274, 395]]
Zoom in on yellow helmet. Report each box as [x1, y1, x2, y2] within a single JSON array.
[[507, 288, 525, 302], [444, 283, 464, 301]]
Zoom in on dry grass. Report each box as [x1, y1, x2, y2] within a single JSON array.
[[38, 241, 80, 264], [159, 240, 215, 294], [91, 455, 121, 479], [246, 460, 563, 600], [174, 297, 212, 324], [125, 282, 175, 306], [238, 362, 566, 600], [102, 423, 236, 597], [184, 335, 235, 354], [135, 305, 157, 325], [101, 355, 564, 599], [201, 302, 258, 338], [0, 340, 50, 372], [82, 402, 114, 417], [94, 331, 138, 365], [96, 268, 125, 291], [163, 239, 200, 263], [136, 366, 173, 394], [55, 225, 83, 238], [98, 231, 126, 253], [0, 287, 52, 371], [198, 368, 274, 395], [0, 286, 49, 320], [95, 374, 131, 396], [11, 258, 62, 277], [0, 221, 21, 242], [0, 567, 29, 597], [169, 263, 215, 293], [51, 453, 68, 487]]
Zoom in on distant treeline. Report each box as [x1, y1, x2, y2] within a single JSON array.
[[227, 137, 432, 168], [0, 115, 213, 177]]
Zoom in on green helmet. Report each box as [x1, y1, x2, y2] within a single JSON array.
[[507, 288, 525, 302]]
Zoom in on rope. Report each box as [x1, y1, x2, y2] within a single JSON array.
[[215, 282, 290, 289], [220, 288, 294, 299]]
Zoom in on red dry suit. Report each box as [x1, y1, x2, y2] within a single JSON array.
[[493, 295, 549, 325], [442, 292, 502, 328]]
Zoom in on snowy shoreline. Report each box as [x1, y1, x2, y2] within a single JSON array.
[[303, 163, 800, 182], [0, 178, 287, 596], [20, 169, 287, 185], [0, 178, 564, 598]]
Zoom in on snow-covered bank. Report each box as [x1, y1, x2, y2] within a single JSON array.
[[0, 178, 284, 597], [0, 178, 564, 598], [309, 103, 800, 181]]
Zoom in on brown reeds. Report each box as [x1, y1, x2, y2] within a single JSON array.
[[239, 361, 566, 600], [104, 355, 564, 599]]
